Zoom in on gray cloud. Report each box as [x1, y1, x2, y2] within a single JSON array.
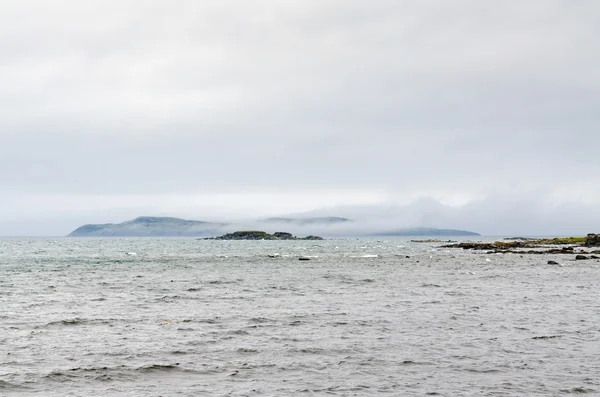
[[1, 1, 599, 235]]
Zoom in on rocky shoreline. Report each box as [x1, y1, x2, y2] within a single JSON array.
[[443, 233, 600, 259], [204, 230, 324, 241]]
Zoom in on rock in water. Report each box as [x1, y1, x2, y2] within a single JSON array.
[[547, 260, 559, 265], [303, 235, 325, 240], [299, 257, 311, 261], [575, 255, 589, 260], [585, 233, 599, 246]]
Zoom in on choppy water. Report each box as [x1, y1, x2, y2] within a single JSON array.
[[1, 238, 599, 396]]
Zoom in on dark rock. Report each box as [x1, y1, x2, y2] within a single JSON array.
[[303, 235, 325, 240], [532, 335, 561, 340], [547, 260, 559, 265], [586, 233, 600, 246], [298, 257, 311, 261], [575, 255, 589, 260], [272, 232, 294, 239], [591, 255, 599, 259]]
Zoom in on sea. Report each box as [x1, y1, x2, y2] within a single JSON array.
[[1, 237, 599, 396]]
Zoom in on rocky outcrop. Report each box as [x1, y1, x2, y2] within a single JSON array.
[[444, 236, 600, 255], [444, 237, 590, 251], [273, 232, 294, 239], [209, 231, 323, 240], [303, 235, 325, 240], [585, 234, 599, 246]]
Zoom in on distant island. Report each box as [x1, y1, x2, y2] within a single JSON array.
[[206, 231, 324, 240], [67, 216, 480, 238], [371, 227, 480, 237], [68, 216, 226, 237]]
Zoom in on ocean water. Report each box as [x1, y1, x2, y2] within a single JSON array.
[[1, 238, 599, 396]]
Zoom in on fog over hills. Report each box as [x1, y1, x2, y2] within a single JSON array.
[[6, 191, 600, 237], [68, 216, 227, 237], [68, 215, 480, 237], [264, 217, 351, 225]]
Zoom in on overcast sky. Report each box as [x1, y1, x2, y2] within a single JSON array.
[[1, 0, 599, 236]]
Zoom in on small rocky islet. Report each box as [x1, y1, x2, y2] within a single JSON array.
[[204, 230, 324, 241]]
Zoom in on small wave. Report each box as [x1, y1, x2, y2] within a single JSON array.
[[532, 335, 562, 340], [464, 368, 501, 373], [249, 317, 271, 323], [560, 387, 596, 394], [47, 363, 192, 377], [44, 365, 127, 381], [229, 329, 250, 335], [289, 347, 324, 354], [0, 380, 28, 390], [137, 364, 181, 373], [196, 318, 220, 324], [399, 360, 424, 365], [50, 318, 84, 326], [206, 280, 237, 285], [237, 348, 258, 353], [40, 317, 114, 328]]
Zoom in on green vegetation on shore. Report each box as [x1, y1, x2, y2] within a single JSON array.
[[534, 237, 587, 245]]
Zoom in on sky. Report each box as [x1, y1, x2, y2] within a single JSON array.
[[1, 0, 599, 236]]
